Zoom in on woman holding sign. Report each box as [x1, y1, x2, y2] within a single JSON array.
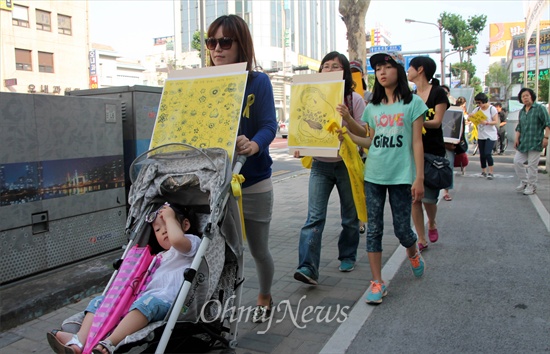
[[207, 15, 277, 323], [293, 51, 366, 286]]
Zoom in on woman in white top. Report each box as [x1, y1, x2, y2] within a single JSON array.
[[472, 93, 499, 179]]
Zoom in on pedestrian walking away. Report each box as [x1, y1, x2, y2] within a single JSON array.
[[294, 51, 366, 285], [513, 88, 550, 195], [207, 14, 277, 323], [340, 52, 426, 304], [443, 96, 469, 201], [407, 56, 450, 252], [494, 102, 508, 154]]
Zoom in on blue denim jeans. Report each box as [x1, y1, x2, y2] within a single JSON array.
[[365, 182, 417, 253], [298, 160, 359, 279]]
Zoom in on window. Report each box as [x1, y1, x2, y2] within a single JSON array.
[[38, 52, 54, 73], [36, 9, 51, 31], [15, 49, 32, 71], [58, 14, 72, 35], [12, 4, 29, 27]]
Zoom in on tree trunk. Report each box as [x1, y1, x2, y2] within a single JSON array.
[[339, 0, 371, 69]]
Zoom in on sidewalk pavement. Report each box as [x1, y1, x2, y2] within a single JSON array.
[[1, 151, 548, 353]]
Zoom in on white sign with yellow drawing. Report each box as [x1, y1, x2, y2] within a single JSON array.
[[288, 71, 344, 157], [150, 63, 248, 162]]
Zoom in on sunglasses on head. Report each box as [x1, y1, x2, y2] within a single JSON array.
[[206, 37, 235, 50], [146, 202, 185, 223]]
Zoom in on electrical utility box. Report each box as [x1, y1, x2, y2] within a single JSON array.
[[66, 86, 162, 198], [0, 93, 127, 284]]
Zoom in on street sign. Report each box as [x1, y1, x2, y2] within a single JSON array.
[[366, 54, 428, 75], [369, 45, 402, 53]]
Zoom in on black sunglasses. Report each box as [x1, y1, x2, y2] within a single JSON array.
[[205, 37, 235, 50]]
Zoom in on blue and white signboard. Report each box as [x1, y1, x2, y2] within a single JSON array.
[[366, 54, 429, 74], [369, 45, 402, 53]]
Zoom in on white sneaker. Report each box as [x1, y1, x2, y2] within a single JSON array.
[[523, 185, 535, 195], [515, 181, 527, 192]]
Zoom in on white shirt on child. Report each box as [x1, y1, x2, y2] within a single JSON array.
[[140, 234, 201, 304]]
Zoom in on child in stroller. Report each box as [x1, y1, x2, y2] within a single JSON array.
[[47, 203, 201, 354]]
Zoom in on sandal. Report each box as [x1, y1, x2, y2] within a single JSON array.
[[47, 330, 83, 354], [418, 242, 428, 252], [92, 340, 116, 354], [443, 194, 452, 201], [251, 298, 274, 323]]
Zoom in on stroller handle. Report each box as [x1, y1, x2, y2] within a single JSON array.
[[233, 155, 247, 175]]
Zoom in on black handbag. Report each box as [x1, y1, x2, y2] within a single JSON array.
[[424, 153, 453, 190]]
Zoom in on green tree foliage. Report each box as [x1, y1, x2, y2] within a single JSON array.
[[450, 60, 476, 83], [439, 12, 487, 87], [484, 62, 510, 88], [192, 31, 207, 58], [439, 12, 487, 62], [537, 77, 549, 103], [469, 76, 483, 96]]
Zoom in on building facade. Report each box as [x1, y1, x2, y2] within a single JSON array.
[[0, 0, 90, 94], [176, 0, 339, 71], [173, 0, 341, 121]]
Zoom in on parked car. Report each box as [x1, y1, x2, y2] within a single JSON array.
[[279, 119, 289, 138]]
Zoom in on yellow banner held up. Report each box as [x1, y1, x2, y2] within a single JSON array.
[[325, 120, 367, 222]]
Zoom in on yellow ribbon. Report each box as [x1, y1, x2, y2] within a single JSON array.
[[467, 124, 478, 143], [231, 174, 247, 241], [467, 110, 486, 143], [301, 156, 313, 169], [324, 120, 367, 222], [242, 94, 255, 118]]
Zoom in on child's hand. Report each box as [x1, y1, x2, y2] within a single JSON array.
[[159, 204, 176, 220], [336, 104, 351, 121], [336, 128, 346, 142], [411, 179, 424, 203]]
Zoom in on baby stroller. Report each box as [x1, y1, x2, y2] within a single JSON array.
[[57, 143, 245, 353]]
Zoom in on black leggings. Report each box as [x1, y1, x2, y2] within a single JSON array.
[[478, 139, 495, 168]]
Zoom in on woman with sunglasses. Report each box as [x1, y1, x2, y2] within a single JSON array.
[[293, 51, 366, 286], [206, 15, 277, 323], [47, 203, 201, 354]]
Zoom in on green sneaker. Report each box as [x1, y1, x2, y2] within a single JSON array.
[[339, 260, 355, 272], [409, 251, 425, 278], [293, 268, 318, 285], [365, 280, 387, 304]]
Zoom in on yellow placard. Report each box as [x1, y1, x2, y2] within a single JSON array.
[[352, 71, 364, 98], [150, 71, 248, 161], [288, 73, 344, 156]]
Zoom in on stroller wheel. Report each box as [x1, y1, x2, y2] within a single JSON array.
[[228, 340, 238, 349]]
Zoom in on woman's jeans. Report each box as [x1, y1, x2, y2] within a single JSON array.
[[298, 160, 359, 280], [478, 139, 495, 169], [365, 182, 417, 253]]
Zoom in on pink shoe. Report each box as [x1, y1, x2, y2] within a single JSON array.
[[428, 229, 439, 243], [418, 242, 428, 252]]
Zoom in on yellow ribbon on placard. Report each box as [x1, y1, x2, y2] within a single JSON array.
[[231, 173, 247, 240], [324, 120, 367, 222], [242, 94, 255, 118]]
